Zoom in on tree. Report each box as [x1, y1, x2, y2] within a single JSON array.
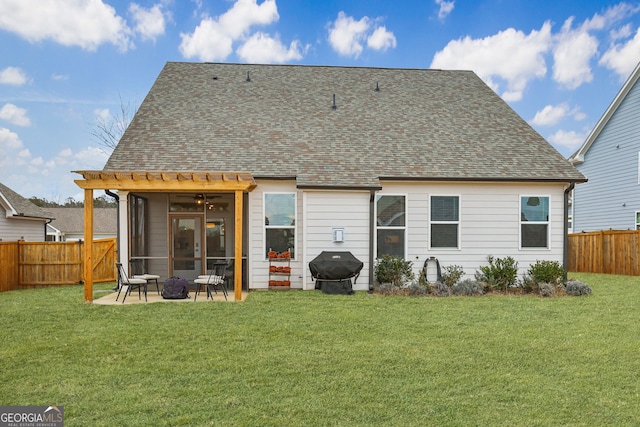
[[91, 94, 136, 150], [28, 195, 117, 208]]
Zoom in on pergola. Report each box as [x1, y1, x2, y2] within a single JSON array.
[[74, 170, 257, 303]]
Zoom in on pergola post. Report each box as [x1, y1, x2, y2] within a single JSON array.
[[234, 190, 243, 301], [83, 189, 94, 303]]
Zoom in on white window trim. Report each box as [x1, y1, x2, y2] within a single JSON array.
[[375, 193, 408, 258], [263, 192, 297, 259], [519, 195, 550, 250], [429, 194, 461, 250]]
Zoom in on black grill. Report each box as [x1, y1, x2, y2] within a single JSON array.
[[309, 251, 364, 294]]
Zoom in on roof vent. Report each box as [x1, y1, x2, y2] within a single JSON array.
[[375, 82, 380, 92], [246, 71, 251, 82], [332, 94, 337, 110]]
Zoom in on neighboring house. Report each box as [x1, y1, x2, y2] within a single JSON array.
[[74, 62, 586, 300], [0, 182, 53, 242], [569, 62, 640, 232], [46, 208, 117, 241]]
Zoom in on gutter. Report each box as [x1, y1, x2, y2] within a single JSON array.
[[369, 189, 376, 291], [44, 218, 53, 241], [563, 182, 575, 281], [105, 190, 120, 264]]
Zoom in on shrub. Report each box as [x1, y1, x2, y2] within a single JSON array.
[[452, 279, 484, 296], [519, 274, 539, 294], [375, 281, 428, 297], [441, 264, 465, 287], [538, 282, 557, 297], [476, 255, 518, 292], [375, 255, 414, 287], [565, 280, 592, 296], [527, 260, 564, 285], [406, 282, 429, 296], [430, 281, 451, 297], [418, 272, 432, 294]]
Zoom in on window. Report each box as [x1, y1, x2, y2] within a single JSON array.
[[430, 196, 459, 248], [520, 196, 549, 248], [635, 212, 640, 230], [264, 193, 295, 258], [376, 195, 406, 257]]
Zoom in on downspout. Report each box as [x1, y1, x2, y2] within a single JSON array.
[[369, 189, 376, 291], [563, 182, 575, 282], [105, 189, 120, 265], [44, 218, 53, 241]]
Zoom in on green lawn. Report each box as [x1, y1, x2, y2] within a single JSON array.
[[1, 273, 639, 426]]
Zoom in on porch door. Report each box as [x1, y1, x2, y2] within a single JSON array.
[[171, 216, 203, 280]]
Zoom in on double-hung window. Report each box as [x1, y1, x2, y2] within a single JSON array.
[[520, 196, 549, 248], [376, 195, 406, 257], [264, 193, 296, 258], [430, 195, 459, 248]]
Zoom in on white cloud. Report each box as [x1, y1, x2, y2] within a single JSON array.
[[547, 129, 587, 151], [435, 0, 454, 20], [94, 108, 112, 122], [0, 127, 23, 150], [0, 67, 28, 85], [531, 104, 570, 126], [431, 22, 552, 101], [129, 3, 167, 42], [179, 0, 279, 62], [600, 27, 640, 79], [0, 0, 132, 51], [367, 26, 397, 51], [328, 12, 370, 58], [328, 12, 397, 58], [0, 103, 31, 127], [237, 32, 306, 63], [552, 17, 599, 89], [71, 146, 110, 169]]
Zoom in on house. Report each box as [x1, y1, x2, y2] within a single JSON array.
[[569, 62, 640, 232], [74, 62, 586, 301], [0, 182, 53, 242], [46, 208, 117, 241]]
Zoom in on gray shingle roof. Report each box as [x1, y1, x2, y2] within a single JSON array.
[[47, 208, 116, 234], [0, 182, 53, 219], [105, 62, 586, 188]]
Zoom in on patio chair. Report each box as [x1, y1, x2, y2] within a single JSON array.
[[130, 259, 161, 295], [194, 261, 228, 301], [115, 262, 148, 303]]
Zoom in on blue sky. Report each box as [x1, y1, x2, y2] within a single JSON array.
[[1, 0, 640, 201]]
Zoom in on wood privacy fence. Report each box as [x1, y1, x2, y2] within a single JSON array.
[[0, 238, 116, 292], [568, 230, 640, 275]]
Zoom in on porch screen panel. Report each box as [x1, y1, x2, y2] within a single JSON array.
[[129, 195, 148, 274]]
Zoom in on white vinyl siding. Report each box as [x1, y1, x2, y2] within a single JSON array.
[[381, 182, 566, 281], [0, 207, 47, 241], [304, 190, 370, 290]]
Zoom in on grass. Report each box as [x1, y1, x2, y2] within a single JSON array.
[[0, 273, 639, 426]]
